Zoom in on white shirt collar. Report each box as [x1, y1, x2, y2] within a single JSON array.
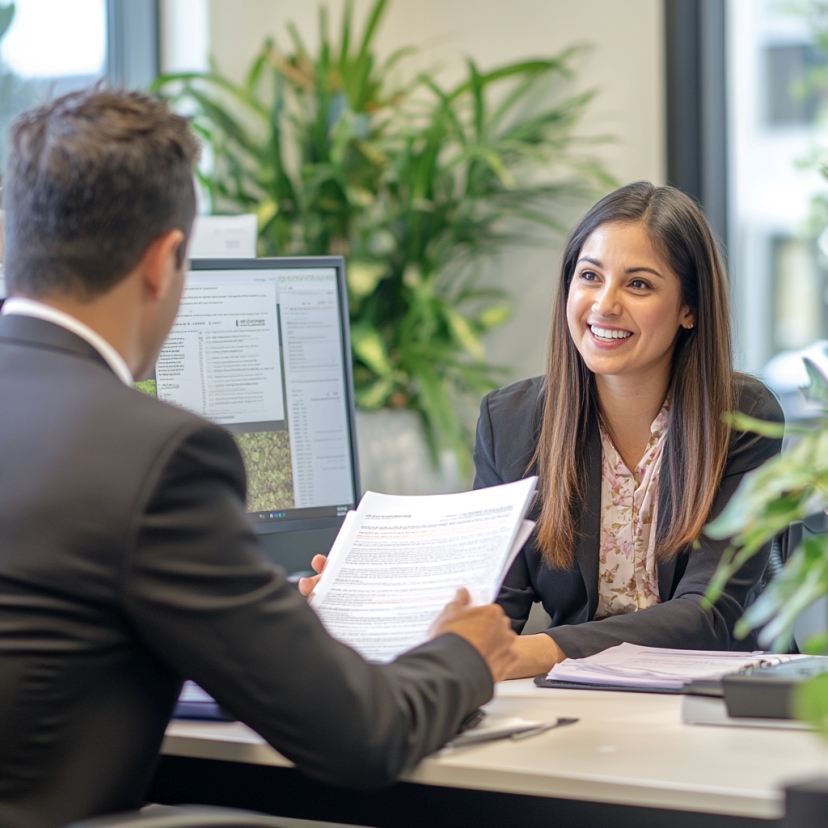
[[2, 296, 134, 386]]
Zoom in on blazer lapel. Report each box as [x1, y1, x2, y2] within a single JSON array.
[[574, 418, 602, 620], [0, 313, 113, 374]]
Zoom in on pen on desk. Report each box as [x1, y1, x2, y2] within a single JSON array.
[[511, 717, 579, 740]]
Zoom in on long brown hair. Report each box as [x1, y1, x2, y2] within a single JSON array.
[[534, 182, 735, 568]]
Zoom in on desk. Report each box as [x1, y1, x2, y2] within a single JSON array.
[[150, 680, 828, 828]]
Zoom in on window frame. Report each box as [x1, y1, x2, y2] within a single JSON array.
[[664, 0, 728, 250], [106, 0, 159, 89]]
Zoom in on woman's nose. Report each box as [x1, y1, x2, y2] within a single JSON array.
[[592, 284, 621, 315]]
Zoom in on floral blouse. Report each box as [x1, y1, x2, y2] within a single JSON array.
[[595, 403, 670, 619]]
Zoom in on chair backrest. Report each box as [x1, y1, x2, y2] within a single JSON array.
[[760, 512, 828, 652]]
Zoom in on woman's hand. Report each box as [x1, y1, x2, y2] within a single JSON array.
[[503, 633, 567, 679], [297, 554, 327, 598]]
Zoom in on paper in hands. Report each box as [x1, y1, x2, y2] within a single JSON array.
[[309, 478, 537, 662]]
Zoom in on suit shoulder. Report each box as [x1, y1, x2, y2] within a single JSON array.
[[482, 376, 544, 428], [734, 373, 784, 423], [476, 377, 544, 482], [725, 374, 784, 473], [100, 381, 240, 468]]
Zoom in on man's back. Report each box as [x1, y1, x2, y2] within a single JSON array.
[[0, 315, 211, 824]]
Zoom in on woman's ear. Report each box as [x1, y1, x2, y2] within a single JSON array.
[[680, 306, 696, 330]]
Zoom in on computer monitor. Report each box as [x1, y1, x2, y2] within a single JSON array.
[[0, 258, 361, 575], [149, 257, 360, 574]]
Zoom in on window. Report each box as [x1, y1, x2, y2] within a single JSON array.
[[0, 0, 159, 172], [0, 0, 107, 168], [764, 43, 828, 126], [727, 0, 828, 374]]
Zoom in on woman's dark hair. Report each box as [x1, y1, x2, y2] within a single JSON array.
[[533, 181, 735, 568], [3, 88, 200, 300]]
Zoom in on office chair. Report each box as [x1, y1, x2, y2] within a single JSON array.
[[762, 513, 828, 587], [64, 805, 290, 828], [757, 512, 828, 654]]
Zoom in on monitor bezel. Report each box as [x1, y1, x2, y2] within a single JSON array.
[[187, 256, 361, 535]]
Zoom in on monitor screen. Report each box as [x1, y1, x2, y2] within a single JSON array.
[[0, 259, 360, 576], [148, 257, 360, 574]]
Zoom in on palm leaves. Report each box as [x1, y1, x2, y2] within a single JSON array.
[[153, 0, 610, 468]]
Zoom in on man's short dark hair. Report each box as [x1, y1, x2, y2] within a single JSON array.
[[3, 88, 200, 300]]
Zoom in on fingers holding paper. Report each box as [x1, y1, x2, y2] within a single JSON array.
[[297, 554, 327, 597], [431, 588, 518, 682]]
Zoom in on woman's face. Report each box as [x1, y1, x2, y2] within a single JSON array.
[[566, 221, 695, 386]]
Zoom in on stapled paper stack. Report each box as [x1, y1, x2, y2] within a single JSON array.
[[310, 478, 537, 662]]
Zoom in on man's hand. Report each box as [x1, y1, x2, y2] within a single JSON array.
[[430, 588, 517, 682], [297, 554, 327, 597]]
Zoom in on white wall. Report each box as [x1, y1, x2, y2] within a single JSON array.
[[202, 0, 665, 382]]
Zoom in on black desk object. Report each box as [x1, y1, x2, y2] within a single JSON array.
[[723, 656, 828, 719]]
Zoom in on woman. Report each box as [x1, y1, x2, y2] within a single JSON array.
[[475, 181, 783, 679]]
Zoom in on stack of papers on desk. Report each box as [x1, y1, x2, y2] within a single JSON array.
[[310, 478, 537, 663], [543, 643, 801, 692]]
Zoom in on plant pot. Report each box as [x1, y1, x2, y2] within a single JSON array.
[[355, 408, 467, 496]]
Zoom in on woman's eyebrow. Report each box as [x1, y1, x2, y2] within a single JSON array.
[[576, 258, 665, 279], [626, 266, 664, 279]]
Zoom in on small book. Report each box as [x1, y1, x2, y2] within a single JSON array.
[[535, 642, 806, 694], [309, 478, 538, 663]]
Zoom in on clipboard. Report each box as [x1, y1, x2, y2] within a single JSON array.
[[533, 675, 724, 696]]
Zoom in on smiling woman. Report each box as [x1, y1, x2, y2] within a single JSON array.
[[472, 181, 785, 678]]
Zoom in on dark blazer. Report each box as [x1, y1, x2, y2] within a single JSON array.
[[473, 373, 784, 658], [0, 315, 492, 828]]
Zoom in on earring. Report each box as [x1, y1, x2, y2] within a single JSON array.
[[684, 322, 695, 329]]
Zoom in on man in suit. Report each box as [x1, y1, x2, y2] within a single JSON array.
[[0, 89, 516, 828]]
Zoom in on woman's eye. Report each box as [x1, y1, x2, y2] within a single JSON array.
[[581, 270, 598, 281], [630, 278, 651, 290]]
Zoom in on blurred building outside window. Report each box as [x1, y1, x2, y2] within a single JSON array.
[[728, 0, 828, 419], [0, 0, 107, 170], [0, 0, 106, 293]]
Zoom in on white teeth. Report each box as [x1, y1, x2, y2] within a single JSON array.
[[590, 325, 631, 341]]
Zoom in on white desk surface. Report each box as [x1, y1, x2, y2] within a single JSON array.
[[163, 679, 828, 820]]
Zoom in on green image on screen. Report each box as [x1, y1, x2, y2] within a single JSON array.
[[134, 379, 158, 397], [234, 430, 295, 513]]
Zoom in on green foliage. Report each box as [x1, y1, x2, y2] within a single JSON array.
[[705, 356, 828, 735], [706, 359, 828, 631], [0, 3, 14, 41], [794, 672, 828, 733], [152, 0, 611, 470]]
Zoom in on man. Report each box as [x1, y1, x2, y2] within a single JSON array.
[[0, 89, 516, 828]]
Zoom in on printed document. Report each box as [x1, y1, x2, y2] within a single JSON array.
[[546, 643, 802, 690], [309, 478, 537, 662]]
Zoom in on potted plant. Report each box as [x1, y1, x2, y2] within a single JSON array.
[[152, 0, 611, 480]]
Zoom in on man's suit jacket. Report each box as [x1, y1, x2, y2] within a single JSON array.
[[473, 374, 784, 658], [0, 315, 492, 828]]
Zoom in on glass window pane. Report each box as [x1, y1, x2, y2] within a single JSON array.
[[0, 0, 106, 168], [727, 0, 828, 385]]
